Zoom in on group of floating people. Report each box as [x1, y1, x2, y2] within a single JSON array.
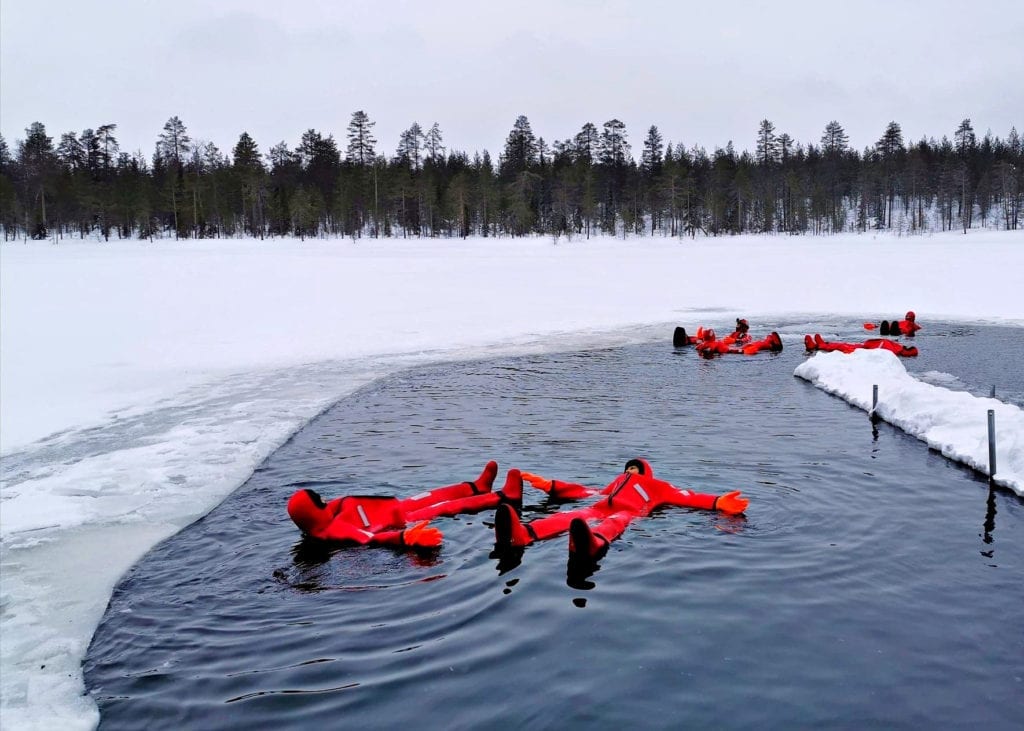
[[287, 458, 749, 564], [673, 318, 783, 356], [286, 311, 925, 564], [674, 311, 922, 358]]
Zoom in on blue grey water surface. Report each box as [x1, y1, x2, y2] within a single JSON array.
[[85, 322, 1024, 731]]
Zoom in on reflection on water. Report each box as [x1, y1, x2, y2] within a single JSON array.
[[86, 324, 1024, 731]]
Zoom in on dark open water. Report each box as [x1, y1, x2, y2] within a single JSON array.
[[85, 322, 1024, 730]]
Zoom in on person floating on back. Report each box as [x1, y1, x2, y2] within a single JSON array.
[[865, 311, 921, 336], [804, 333, 918, 357], [287, 461, 522, 548], [494, 458, 749, 562]]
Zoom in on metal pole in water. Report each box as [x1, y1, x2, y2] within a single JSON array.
[[872, 385, 878, 413], [990, 385, 996, 398], [988, 410, 997, 479]]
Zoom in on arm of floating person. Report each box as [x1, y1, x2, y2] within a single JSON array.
[[656, 483, 736, 512], [318, 519, 442, 547], [406, 468, 523, 519], [521, 471, 596, 500]]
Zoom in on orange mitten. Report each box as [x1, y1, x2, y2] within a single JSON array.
[[520, 471, 553, 491], [402, 520, 442, 547], [715, 490, 749, 515]]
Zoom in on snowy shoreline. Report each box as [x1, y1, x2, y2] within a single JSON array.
[[2, 232, 1023, 730], [795, 348, 1023, 493]]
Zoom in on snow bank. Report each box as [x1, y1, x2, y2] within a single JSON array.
[[794, 349, 1023, 495]]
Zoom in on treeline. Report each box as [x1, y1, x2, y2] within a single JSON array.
[[0, 113, 1020, 241]]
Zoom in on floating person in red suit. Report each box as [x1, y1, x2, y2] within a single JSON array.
[[864, 311, 921, 336], [726, 318, 752, 345], [287, 461, 522, 548], [888, 311, 922, 336], [804, 333, 919, 357], [492, 458, 749, 561], [673, 325, 717, 347], [697, 330, 783, 356]]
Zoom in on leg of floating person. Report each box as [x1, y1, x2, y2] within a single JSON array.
[[568, 518, 607, 561], [406, 469, 523, 521], [494, 502, 605, 548], [401, 460, 499, 511], [805, 334, 817, 351], [568, 511, 636, 561], [673, 326, 690, 347], [741, 339, 767, 355]]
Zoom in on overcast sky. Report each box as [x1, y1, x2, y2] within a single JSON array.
[[2, 0, 1021, 161]]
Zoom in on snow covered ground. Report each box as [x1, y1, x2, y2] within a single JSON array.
[[2, 231, 1023, 730]]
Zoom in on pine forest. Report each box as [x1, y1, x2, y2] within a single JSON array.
[[1, 113, 1020, 241]]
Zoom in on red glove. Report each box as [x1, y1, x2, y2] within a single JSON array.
[[402, 520, 442, 547], [520, 471, 553, 491], [715, 491, 749, 515]]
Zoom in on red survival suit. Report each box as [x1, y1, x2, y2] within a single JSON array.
[[877, 311, 921, 336], [893, 311, 922, 336], [804, 333, 918, 357], [674, 325, 717, 347], [287, 461, 522, 547], [495, 458, 749, 560]]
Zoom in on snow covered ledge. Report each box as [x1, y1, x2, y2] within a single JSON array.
[[794, 349, 1023, 496]]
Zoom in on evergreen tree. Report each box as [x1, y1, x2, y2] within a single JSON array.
[[876, 121, 904, 157], [156, 116, 192, 236], [599, 119, 630, 166], [821, 120, 849, 155], [640, 125, 664, 233], [954, 119, 976, 157], [0, 134, 20, 238], [267, 141, 300, 235], [297, 129, 341, 212], [57, 132, 86, 170], [820, 121, 850, 231], [232, 132, 262, 170], [641, 125, 664, 173], [396, 123, 424, 170], [157, 116, 191, 167], [346, 110, 377, 166], [574, 122, 599, 163], [425, 123, 445, 165], [875, 122, 904, 228], [501, 115, 538, 177], [17, 122, 58, 237], [598, 120, 631, 234], [756, 119, 779, 165], [230, 132, 265, 237], [96, 125, 119, 171]]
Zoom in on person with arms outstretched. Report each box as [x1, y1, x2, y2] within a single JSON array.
[[495, 458, 748, 561]]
